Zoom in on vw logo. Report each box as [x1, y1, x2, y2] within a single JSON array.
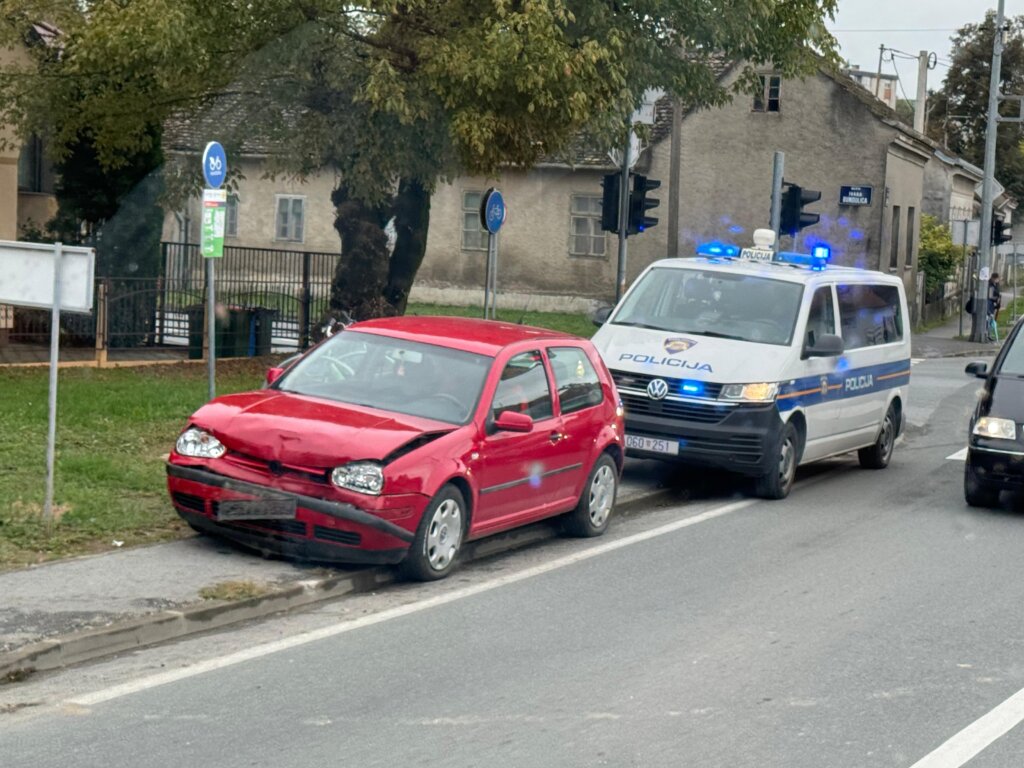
[[647, 378, 669, 400]]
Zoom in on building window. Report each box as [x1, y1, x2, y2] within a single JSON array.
[[17, 136, 47, 193], [883, 84, 893, 103], [275, 196, 304, 242], [226, 195, 239, 238], [889, 206, 901, 269], [569, 195, 607, 258], [461, 190, 487, 251], [905, 207, 915, 266], [753, 75, 781, 113]]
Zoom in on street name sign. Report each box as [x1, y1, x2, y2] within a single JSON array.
[[839, 186, 873, 206]]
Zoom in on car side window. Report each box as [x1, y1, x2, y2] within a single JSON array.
[[805, 286, 835, 348], [491, 351, 554, 421], [837, 283, 903, 349], [549, 346, 603, 414]]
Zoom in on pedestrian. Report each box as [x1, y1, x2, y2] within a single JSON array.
[[988, 272, 1002, 323]]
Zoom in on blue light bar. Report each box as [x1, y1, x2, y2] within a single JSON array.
[[696, 241, 740, 258], [775, 245, 831, 271], [680, 381, 705, 396]]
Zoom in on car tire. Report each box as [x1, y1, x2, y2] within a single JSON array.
[[563, 453, 618, 538], [964, 459, 1000, 508], [858, 404, 898, 469], [755, 422, 799, 500], [401, 484, 467, 582]]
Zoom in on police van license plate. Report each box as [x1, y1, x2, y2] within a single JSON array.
[[625, 435, 679, 456]]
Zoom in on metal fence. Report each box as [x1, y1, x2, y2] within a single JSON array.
[[1, 243, 338, 364]]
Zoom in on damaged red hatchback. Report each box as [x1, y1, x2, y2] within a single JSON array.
[[167, 316, 624, 580]]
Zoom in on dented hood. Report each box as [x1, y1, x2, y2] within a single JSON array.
[[190, 390, 452, 467]]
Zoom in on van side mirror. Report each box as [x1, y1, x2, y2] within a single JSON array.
[[803, 333, 844, 358], [965, 361, 989, 379], [591, 305, 613, 328]]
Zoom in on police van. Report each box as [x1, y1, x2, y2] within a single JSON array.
[[591, 231, 911, 499]]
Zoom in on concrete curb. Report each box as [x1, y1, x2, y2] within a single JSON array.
[[0, 485, 678, 680]]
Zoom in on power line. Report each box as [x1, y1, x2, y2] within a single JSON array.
[[830, 28, 958, 33]]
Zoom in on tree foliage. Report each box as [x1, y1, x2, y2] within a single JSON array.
[[1, 1, 841, 317], [918, 214, 962, 296], [931, 11, 1024, 201]]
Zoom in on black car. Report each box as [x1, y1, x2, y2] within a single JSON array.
[[964, 321, 1024, 507]]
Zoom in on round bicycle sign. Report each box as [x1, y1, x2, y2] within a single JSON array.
[[202, 141, 227, 189], [480, 188, 506, 235]]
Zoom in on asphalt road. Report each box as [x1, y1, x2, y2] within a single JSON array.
[[5, 357, 1024, 768]]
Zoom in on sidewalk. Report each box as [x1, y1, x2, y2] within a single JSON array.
[[0, 315, 999, 680]]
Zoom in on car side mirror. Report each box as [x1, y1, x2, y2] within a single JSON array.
[[265, 367, 286, 386], [803, 333, 844, 358], [965, 361, 989, 379], [494, 410, 534, 433], [591, 305, 613, 328]]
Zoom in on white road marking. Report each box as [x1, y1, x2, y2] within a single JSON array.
[[909, 686, 1024, 768], [67, 497, 757, 707], [912, 358, 925, 366], [946, 448, 968, 461]]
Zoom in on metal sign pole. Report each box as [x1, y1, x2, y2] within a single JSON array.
[[770, 152, 784, 248], [207, 257, 216, 400], [43, 242, 63, 524], [487, 233, 498, 319], [483, 233, 492, 319]]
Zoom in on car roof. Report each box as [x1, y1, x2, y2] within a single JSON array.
[[645, 257, 904, 287], [349, 315, 584, 356]]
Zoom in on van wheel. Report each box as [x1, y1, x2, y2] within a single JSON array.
[[964, 460, 1000, 508], [755, 422, 799, 500], [858, 404, 897, 469]]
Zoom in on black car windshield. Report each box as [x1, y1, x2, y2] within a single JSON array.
[[999, 328, 1024, 376], [611, 265, 805, 346], [277, 330, 492, 424]]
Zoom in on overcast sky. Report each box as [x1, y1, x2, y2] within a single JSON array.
[[829, 1, 1023, 95]]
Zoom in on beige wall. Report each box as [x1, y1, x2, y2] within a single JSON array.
[[163, 156, 341, 254], [0, 44, 29, 241], [419, 169, 617, 303], [882, 142, 930, 295]]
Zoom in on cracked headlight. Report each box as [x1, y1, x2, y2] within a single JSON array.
[[176, 427, 226, 459], [331, 462, 384, 495], [973, 417, 1017, 441]]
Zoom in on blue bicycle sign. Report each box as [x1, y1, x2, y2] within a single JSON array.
[[202, 141, 227, 189], [480, 188, 506, 234]]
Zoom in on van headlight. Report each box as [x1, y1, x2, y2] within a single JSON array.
[[719, 383, 779, 403], [331, 462, 384, 495], [176, 427, 227, 459], [973, 417, 1017, 440]]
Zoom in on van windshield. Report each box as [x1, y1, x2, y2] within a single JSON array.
[[611, 265, 805, 346]]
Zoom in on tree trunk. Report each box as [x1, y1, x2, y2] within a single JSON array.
[[329, 178, 432, 321]]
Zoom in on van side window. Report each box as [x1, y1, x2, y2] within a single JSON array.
[[837, 284, 903, 349], [549, 346, 604, 414], [806, 287, 835, 348]]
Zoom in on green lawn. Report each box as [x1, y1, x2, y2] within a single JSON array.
[[0, 359, 277, 570], [0, 303, 591, 569]]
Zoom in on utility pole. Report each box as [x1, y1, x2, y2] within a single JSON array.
[[914, 50, 928, 133], [667, 96, 682, 258], [769, 152, 784, 248], [974, 0, 1005, 342], [875, 44, 885, 99], [615, 126, 632, 302]]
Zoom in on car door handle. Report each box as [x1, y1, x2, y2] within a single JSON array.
[[549, 431, 564, 443]]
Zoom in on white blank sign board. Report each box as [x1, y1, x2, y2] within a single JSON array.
[[0, 240, 96, 313]]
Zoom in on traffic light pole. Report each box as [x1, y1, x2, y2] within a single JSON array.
[[974, 0, 1004, 343], [770, 152, 784, 249], [615, 129, 633, 302]]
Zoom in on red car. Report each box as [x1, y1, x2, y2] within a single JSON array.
[[166, 316, 625, 580]]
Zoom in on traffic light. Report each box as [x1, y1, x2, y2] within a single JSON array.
[[779, 182, 821, 236], [628, 174, 661, 235], [601, 173, 620, 233], [991, 214, 1012, 246]]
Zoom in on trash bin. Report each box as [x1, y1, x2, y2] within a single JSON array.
[[251, 308, 278, 356], [185, 306, 255, 358]]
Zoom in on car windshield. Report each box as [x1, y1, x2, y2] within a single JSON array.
[[999, 328, 1024, 376], [610, 265, 805, 346], [277, 330, 492, 424]]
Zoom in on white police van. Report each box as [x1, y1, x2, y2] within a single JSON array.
[[591, 231, 911, 499]]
